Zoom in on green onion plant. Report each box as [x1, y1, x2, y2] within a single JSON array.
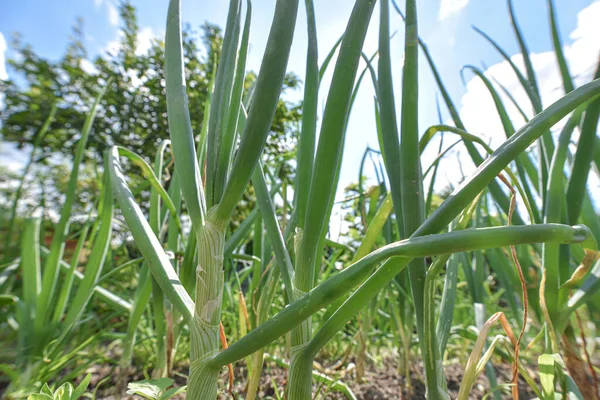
[[3, 0, 600, 398], [106, 0, 600, 398]]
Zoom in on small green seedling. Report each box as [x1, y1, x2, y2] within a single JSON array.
[[27, 374, 91, 400], [126, 378, 186, 400]]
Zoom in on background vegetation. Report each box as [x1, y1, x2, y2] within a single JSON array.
[[1, 0, 600, 399]]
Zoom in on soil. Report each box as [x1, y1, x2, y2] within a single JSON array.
[[227, 358, 536, 399], [85, 356, 536, 399]]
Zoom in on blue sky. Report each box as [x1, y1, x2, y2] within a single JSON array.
[[1, 0, 599, 233]]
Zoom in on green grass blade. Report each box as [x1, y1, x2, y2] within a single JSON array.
[[507, 0, 553, 194], [318, 35, 344, 83], [318, 187, 390, 330], [251, 162, 295, 300], [427, 196, 481, 398], [492, 76, 531, 122], [216, 0, 300, 223], [4, 105, 56, 260], [165, 0, 206, 232], [425, 103, 445, 214], [288, 20, 380, 388], [60, 155, 114, 336], [461, 65, 541, 217], [176, 63, 214, 292], [399, 2, 436, 394], [580, 193, 600, 241], [393, 4, 527, 224], [211, 0, 243, 204], [51, 224, 90, 325], [414, 30, 524, 224], [357, 147, 375, 225], [205, 0, 241, 206], [400, 0, 423, 237], [546, 111, 581, 227], [415, 78, 600, 237], [151, 278, 167, 376], [222, 183, 280, 263], [20, 217, 41, 356], [423, 141, 461, 182], [305, 257, 408, 359], [436, 253, 459, 353], [486, 247, 522, 318], [286, 13, 377, 391], [108, 146, 195, 322], [121, 268, 153, 368], [97, 257, 143, 285], [547, 0, 574, 94], [116, 146, 183, 237], [565, 259, 600, 314], [507, 0, 540, 100], [167, 170, 182, 266], [180, 228, 198, 295], [350, 55, 380, 225], [149, 140, 170, 376], [225, 209, 256, 256], [472, 26, 541, 112], [150, 140, 171, 234], [210, 223, 590, 367], [419, 124, 536, 223], [295, 0, 318, 230], [420, 124, 490, 152], [39, 247, 132, 312], [461, 65, 535, 141], [297, 0, 376, 291], [378, 0, 404, 241], [215, 0, 251, 202], [197, 64, 217, 171], [353, 193, 393, 262], [565, 63, 600, 224], [35, 85, 108, 336]]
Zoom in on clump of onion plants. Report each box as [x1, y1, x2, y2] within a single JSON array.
[[107, 0, 600, 399]]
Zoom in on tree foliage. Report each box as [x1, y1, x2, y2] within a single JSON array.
[[0, 1, 301, 227], [0, 1, 301, 167]]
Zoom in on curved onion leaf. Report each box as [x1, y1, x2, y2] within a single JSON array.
[[108, 146, 195, 322]]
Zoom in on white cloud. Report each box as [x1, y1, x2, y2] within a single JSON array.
[[80, 59, 99, 75], [570, 1, 600, 41], [433, 1, 600, 201], [101, 28, 158, 90], [458, 1, 599, 147], [0, 142, 29, 174], [126, 68, 144, 88], [439, 0, 469, 21], [0, 32, 8, 81], [104, 38, 121, 55], [136, 27, 156, 56], [0, 32, 7, 110], [107, 2, 119, 26], [93, 0, 119, 26], [103, 27, 158, 57]]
